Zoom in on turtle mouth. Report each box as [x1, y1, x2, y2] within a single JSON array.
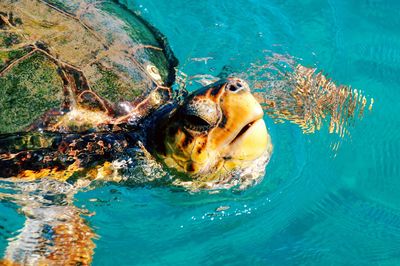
[[229, 120, 258, 145], [223, 117, 270, 163]]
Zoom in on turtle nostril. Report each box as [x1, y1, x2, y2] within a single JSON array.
[[226, 80, 246, 93], [226, 83, 241, 92], [226, 84, 235, 92]]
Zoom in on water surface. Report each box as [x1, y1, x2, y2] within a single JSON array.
[[2, 0, 400, 265]]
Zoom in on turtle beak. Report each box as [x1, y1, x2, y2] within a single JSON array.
[[212, 78, 271, 163]]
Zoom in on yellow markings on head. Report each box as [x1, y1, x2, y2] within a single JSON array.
[[190, 137, 211, 165], [208, 83, 265, 151], [159, 78, 272, 188], [221, 119, 272, 162]]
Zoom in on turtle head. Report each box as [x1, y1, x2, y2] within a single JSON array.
[[154, 78, 272, 189]]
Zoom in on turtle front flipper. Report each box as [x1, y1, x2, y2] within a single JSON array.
[[0, 131, 133, 181], [255, 65, 374, 136], [0, 181, 96, 265]]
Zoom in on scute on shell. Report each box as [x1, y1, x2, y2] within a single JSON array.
[[0, 0, 177, 133]]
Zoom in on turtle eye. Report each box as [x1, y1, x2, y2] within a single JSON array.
[[183, 114, 211, 132], [180, 97, 220, 132]]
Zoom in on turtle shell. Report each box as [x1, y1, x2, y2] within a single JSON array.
[[0, 0, 177, 133]]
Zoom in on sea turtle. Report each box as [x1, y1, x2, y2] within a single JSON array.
[[0, 0, 272, 189], [0, 0, 272, 264], [0, 0, 372, 265]]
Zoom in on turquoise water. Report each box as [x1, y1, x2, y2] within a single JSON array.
[[1, 0, 400, 265]]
